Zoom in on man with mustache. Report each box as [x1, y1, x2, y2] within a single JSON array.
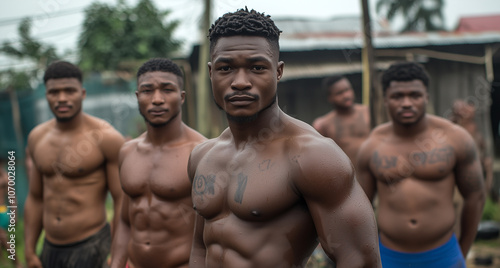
[[24, 61, 125, 268], [357, 61, 485, 267], [312, 75, 371, 165], [188, 7, 381, 267], [110, 58, 206, 268]]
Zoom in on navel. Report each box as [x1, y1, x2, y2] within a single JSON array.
[[251, 210, 261, 217]]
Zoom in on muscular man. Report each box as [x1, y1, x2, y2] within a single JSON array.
[[450, 99, 493, 195], [24, 61, 125, 268], [312, 75, 371, 163], [110, 58, 206, 268], [357, 62, 486, 267], [188, 8, 381, 267]]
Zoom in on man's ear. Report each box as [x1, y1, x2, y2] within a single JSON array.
[[276, 61, 284, 82]]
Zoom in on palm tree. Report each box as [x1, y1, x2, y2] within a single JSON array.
[[376, 0, 445, 32]]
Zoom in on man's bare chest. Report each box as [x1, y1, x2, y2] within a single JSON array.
[[369, 145, 456, 184], [120, 149, 191, 200], [192, 151, 300, 221], [34, 134, 105, 177]]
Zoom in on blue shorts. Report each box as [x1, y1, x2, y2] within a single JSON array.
[[379, 234, 466, 268]]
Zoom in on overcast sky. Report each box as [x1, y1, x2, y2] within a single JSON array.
[[1, 0, 500, 70]]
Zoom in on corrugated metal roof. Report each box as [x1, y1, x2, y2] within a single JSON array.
[[274, 15, 500, 52], [280, 31, 500, 51]]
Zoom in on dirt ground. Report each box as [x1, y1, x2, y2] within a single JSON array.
[[466, 238, 500, 268]]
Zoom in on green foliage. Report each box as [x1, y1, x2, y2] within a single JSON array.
[[78, 0, 182, 73], [376, 0, 445, 32], [0, 18, 59, 91], [482, 197, 500, 222]]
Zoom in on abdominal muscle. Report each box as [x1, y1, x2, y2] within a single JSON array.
[[376, 179, 457, 253], [203, 211, 317, 268]]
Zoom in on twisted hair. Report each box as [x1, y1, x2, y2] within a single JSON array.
[[381, 62, 430, 94], [208, 7, 282, 54], [43, 61, 82, 84], [137, 58, 184, 89]]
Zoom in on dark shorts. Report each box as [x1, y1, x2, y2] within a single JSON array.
[[41, 223, 111, 268], [380, 233, 466, 268]]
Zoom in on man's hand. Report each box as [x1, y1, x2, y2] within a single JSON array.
[[26, 254, 42, 268]]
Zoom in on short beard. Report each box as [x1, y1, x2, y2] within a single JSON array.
[[55, 106, 81, 122], [215, 94, 277, 123], [139, 109, 180, 128]]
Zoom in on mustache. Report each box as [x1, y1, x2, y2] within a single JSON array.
[[55, 104, 72, 109], [147, 108, 168, 113], [224, 92, 260, 101]]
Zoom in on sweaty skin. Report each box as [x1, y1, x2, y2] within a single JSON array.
[[188, 36, 381, 268], [25, 76, 125, 268], [110, 70, 206, 268], [357, 80, 485, 257]]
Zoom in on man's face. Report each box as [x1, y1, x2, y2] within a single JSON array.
[[45, 78, 86, 122], [328, 78, 355, 109], [208, 36, 284, 122], [136, 71, 185, 128], [384, 80, 428, 126]]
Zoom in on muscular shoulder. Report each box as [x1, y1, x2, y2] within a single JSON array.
[[428, 115, 477, 157], [286, 118, 354, 198], [83, 114, 125, 158], [27, 120, 55, 151], [311, 111, 335, 132]]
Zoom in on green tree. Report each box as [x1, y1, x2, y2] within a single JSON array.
[[78, 0, 182, 73], [376, 0, 445, 32], [0, 18, 59, 90]]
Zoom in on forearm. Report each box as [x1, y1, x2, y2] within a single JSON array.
[[24, 196, 43, 257], [459, 193, 486, 257], [189, 243, 207, 268], [110, 220, 130, 268]]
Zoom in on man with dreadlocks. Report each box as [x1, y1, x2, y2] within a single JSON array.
[[188, 8, 381, 267]]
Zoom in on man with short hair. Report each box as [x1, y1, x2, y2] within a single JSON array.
[[312, 75, 371, 164], [357, 61, 486, 267], [110, 58, 206, 268], [188, 8, 381, 267], [24, 61, 125, 268]]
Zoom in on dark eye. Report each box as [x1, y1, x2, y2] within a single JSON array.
[[219, 66, 231, 72], [253, 66, 266, 71]]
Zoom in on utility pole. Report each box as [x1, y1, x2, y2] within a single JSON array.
[[361, 0, 384, 128], [196, 0, 212, 136]]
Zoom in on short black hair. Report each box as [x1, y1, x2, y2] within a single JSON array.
[[381, 62, 430, 94], [208, 7, 282, 55], [43, 61, 82, 84], [136, 58, 184, 88], [322, 75, 347, 95]]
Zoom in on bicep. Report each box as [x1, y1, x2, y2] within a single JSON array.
[[306, 178, 379, 265], [455, 138, 485, 198], [355, 146, 376, 201]]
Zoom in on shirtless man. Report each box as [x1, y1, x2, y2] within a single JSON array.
[[110, 58, 206, 268], [188, 8, 381, 267], [450, 99, 493, 195], [312, 75, 371, 163], [357, 62, 485, 267], [24, 61, 125, 268]]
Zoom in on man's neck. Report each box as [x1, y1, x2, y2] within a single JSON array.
[[392, 114, 428, 138], [145, 114, 185, 146], [55, 112, 85, 131], [335, 105, 355, 115], [228, 104, 284, 148]]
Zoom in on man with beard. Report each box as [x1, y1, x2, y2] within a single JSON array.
[[312, 75, 371, 164], [188, 8, 381, 268], [25, 61, 125, 268], [110, 58, 206, 268], [357, 62, 485, 268]]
